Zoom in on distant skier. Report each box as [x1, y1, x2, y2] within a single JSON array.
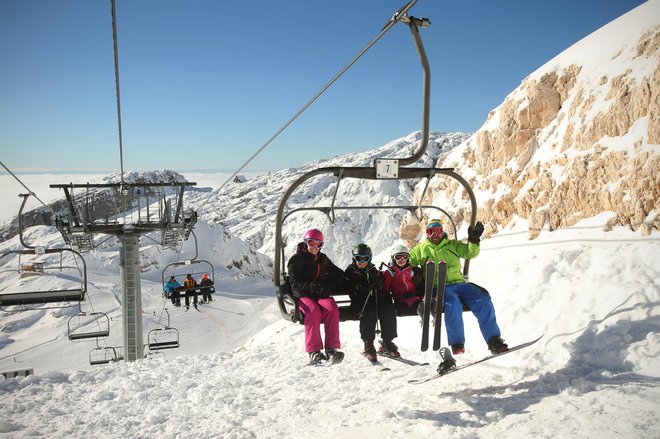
[[382, 244, 425, 316], [345, 243, 399, 361], [183, 273, 199, 310], [409, 219, 508, 356], [164, 276, 182, 307], [287, 228, 346, 365], [199, 273, 214, 303]]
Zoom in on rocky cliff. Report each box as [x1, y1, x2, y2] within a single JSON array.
[[402, 1, 659, 243]]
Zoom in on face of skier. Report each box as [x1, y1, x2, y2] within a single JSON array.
[[393, 253, 409, 267], [426, 223, 444, 244], [354, 254, 370, 269], [306, 239, 323, 255]]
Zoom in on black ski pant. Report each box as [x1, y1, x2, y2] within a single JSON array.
[[355, 295, 398, 342], [185, 289, 198, 307]]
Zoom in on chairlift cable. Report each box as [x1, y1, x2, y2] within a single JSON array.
[[110, 0, 125, 186], [215, 1, 418, 193], [0, 161, 58, 217]]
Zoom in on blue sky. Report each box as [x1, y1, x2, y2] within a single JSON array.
[[0, 0, 646, 173]]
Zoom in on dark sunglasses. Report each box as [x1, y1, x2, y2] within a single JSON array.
[[354, 255, 371, 263], [306, 239, 323, 248], [394, 254, 409, 261]]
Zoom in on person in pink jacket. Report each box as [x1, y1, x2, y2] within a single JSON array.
[[382, 244, 425, 316], [287, 228, 346, 366]]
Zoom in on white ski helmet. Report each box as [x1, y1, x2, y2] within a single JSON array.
[[391, 244, 409, 259]]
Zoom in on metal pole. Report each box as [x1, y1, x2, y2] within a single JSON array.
[[119, 229, 144, 361]]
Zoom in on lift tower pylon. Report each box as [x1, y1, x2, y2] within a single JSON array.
[[51, 181, 197, 362]]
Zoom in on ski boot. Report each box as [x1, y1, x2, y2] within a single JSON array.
[[437, 347, 457, 375], [379, 340, 400, 357], [325, 348, 344, 365], [363, 341, 377, 362], [488, 336, 508, 354], [308, 351, 326, 366]]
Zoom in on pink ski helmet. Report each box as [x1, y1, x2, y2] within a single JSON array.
[[304, 228, 324, 242]]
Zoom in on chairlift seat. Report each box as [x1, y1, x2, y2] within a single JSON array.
[[69, 329, 110, 341], [277, 280, 473, 325], [147, 328, 179, 350], [0, 289, 85, 307]]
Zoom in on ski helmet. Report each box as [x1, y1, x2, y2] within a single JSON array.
[[303, 228, 324, 242], [390, 244, 409, 259], [352, 243, 372, 263], [426, 219, 443, 229]]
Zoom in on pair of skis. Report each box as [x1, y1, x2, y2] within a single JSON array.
[[421, 260, 446, 352]]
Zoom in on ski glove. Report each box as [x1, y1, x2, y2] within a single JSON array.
[[467, 221, 485, 244]]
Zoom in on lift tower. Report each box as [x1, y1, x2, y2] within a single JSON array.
[[51, 181, 196, 362]]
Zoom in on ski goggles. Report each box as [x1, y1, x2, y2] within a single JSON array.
[[426, 225, 443, 236], [353, 254, 371, 263], [394, 254, 409, 261], [305, 238, 323, 249]]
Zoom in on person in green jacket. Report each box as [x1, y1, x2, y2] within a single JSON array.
[[409, 219, 508, 356]]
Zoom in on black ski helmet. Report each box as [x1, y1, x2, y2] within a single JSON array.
[[352, 243, 372, 260]]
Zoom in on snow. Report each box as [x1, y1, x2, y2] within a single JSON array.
[[0, 217, 658, 438]]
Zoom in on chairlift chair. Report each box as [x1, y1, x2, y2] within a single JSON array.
[[89, 345, 122, 366], [161, 231, 215, 298], [68, 309, 110, 340], [0, 248, 88, 311], [146, 308, 179, 350], [274, 12, 478, 324], [0, 192, 88, 311], [147, 327, 180, 351]]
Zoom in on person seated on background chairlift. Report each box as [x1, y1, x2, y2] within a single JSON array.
[[199, 273, 214, 303], [184, 273, 199, 311], [164, 276, 182, 307]]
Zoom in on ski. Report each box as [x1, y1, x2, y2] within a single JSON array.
[[361, 352, 390, 371], [378, 352, 429, 366], [432, 261, 447, 351], [421, 260, 435, 351], [408, 335, 544, 384]]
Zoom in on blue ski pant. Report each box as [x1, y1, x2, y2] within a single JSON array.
[[440, 282, 501, 346]]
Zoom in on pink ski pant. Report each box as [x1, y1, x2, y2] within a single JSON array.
[[298, 296, 341, 353]]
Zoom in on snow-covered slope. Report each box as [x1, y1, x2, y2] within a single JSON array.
[[0, 219, 657, 438]]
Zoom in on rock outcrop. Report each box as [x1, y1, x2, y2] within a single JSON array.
[[402, 16, 659, 244]]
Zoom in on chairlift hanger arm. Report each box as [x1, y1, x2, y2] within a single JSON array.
[[398, 13, 431, 166]]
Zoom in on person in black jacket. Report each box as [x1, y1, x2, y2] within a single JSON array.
[[345, 243, 399, 361], [183, 274, 198, 310], [287, 228, 346, 365], [199, 273, 214, 303]]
